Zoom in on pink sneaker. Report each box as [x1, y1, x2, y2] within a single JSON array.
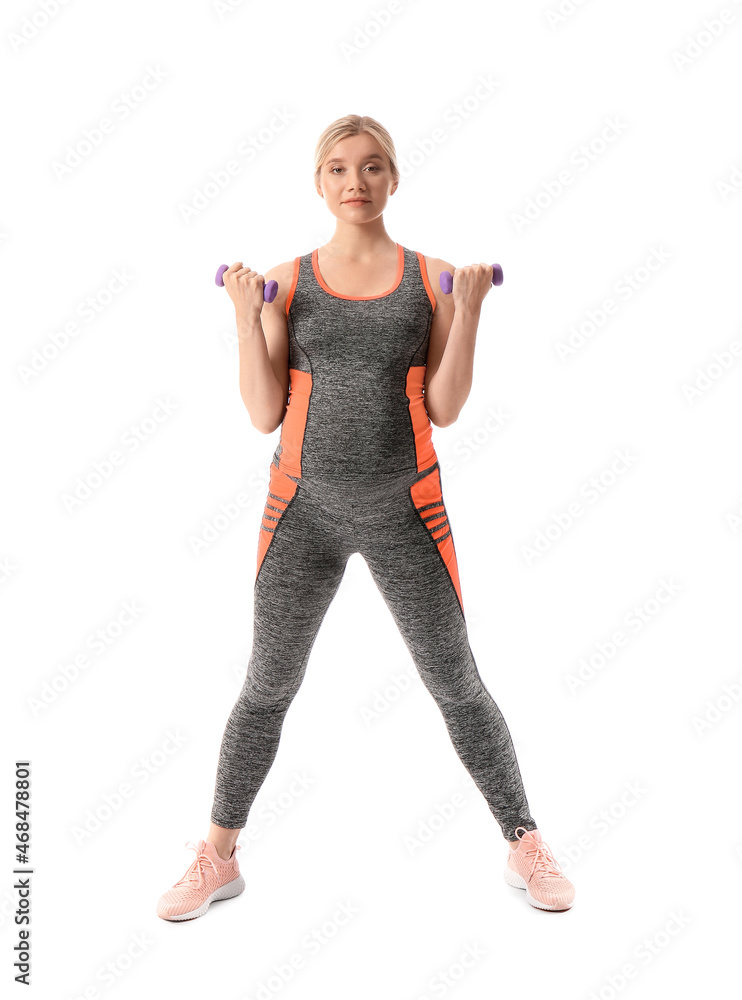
[[504, 827, 575, 911], [157, 839, 244, 921]]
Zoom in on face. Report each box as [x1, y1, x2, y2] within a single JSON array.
[[316, 133, 398, 221]]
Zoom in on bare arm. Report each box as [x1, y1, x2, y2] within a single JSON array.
[[236, 316, 286, 435], [224, 261, 292, 434], [424, 257, 494, 427]]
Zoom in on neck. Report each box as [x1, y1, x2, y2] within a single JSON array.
[[323, 219, 396, 259]]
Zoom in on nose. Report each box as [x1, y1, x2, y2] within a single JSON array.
[[346, 169, 366, 190]]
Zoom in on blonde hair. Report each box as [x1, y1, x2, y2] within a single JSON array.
[[314, 115, 399, 189]]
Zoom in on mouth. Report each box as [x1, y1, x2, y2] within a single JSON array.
[[344, 199, 370, 204]]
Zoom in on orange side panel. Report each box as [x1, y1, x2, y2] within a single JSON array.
[[406, 366, 437, 472], [256, 464, 298, 578], [410, 466, 464, 612], [276, 368, 312, 478]]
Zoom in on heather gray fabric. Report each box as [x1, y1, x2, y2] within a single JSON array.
[[272, 244, 432, 480], [210, 247, 537, 841]]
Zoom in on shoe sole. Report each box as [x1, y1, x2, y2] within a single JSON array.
[[159, 873, 246, 921], [503, 866, 573, 911]]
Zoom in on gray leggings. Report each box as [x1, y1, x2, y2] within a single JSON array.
[[210, 462, 537, 841]]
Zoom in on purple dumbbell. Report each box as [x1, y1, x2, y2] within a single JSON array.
[[215, 264, 278, 304], [439, 263, 503, 295]]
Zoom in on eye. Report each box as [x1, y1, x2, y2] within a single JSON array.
[[329, 164, 380, 173]]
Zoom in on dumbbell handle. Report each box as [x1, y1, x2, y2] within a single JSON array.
[[215, 264, 278, 304], [440, 263, 503, 295]]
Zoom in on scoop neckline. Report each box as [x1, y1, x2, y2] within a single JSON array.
[[312, 242, 404, 300]]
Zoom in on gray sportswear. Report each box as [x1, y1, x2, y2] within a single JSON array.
[[210, 244, 537, 841]]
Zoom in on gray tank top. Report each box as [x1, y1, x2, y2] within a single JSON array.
[[271, 243, 439, 484]]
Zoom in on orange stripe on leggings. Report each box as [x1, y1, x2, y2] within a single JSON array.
[[410, 466, 463, 612], [256, 464, 298, 578]]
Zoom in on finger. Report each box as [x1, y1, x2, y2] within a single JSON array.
[[222, 262, 243, 283]]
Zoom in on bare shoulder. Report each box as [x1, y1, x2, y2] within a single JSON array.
[[423, 255, 456, 282], [262, 259, 298, 316], [423, 255, 456, 312]]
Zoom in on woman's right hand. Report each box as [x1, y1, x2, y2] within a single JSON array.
[[221, 263, 267, 322]]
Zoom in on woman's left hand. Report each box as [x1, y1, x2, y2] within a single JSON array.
[[451, 263, 493, 313]]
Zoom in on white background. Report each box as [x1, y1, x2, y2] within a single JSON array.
[[3, 0, 741, 997]]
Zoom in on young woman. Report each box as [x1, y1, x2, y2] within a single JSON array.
[[157, 115, 575, 920]]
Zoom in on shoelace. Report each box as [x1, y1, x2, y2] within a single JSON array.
[[174, 842, 220, 889], [515, 830, 565, 882]]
